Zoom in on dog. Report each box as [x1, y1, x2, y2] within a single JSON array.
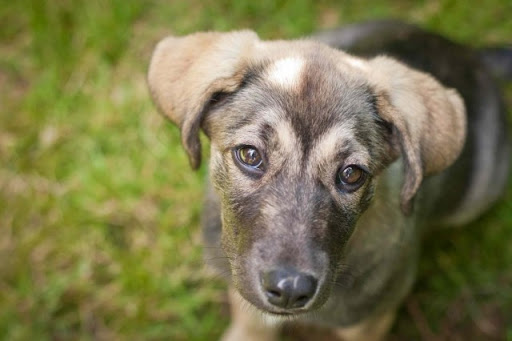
[[147, 20, 510, 341]]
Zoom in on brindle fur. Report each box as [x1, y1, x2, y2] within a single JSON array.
[[147, 20, 510, 340]]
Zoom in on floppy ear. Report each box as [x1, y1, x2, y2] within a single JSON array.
[[368, 56, 466, 214], [147, 30, 259, 169]]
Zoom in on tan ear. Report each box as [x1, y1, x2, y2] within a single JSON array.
[[368, 56, 466, 214], [147, 30, 259, 169]]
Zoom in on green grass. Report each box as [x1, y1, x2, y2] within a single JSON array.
[[1, 0, 511, 340]]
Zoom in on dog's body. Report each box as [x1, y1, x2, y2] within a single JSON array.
[[148, 21, 510, 340]]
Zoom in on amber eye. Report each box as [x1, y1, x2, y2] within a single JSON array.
[[335, 165, 367, 191], [234, 145, 264, 172]]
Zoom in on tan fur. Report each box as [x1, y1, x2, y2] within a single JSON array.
[[147, 31, 259, 169], [222, 288, 280, 341], [334, 311, 395, 341], [367, 57, 466, 213], [306, 124, 369, 175]]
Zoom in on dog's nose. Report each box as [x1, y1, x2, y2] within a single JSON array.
[[261, 268, 317, 309]]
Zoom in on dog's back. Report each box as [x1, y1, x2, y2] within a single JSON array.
[[313, 20, 511, 227]]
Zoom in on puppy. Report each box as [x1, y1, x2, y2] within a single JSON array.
[[147, 20, 510, 341]]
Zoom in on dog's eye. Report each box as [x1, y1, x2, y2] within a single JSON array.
[[234, 145, 264, 171], [335, 165, 367, 192]]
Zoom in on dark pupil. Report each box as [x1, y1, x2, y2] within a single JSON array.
[[342, 166, 361, 184], [241, 148, 261, 166]]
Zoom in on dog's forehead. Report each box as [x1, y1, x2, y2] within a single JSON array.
[[215, 50, 384, 171], [258, 52, 374, 112], [256, 54, 378, 146], [218, 54, 383, 173], [257, 41, 369, 89]]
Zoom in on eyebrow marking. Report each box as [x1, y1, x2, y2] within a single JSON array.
[[306, 124, 370, 174], [275, 120, 299, 154], [266, 57, 305, 89], [310, 125, 354, 160]]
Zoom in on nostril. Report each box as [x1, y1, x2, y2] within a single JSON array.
[[296, 295, 309, 303], [290, 274, 317, 308], [261, 271, 289, 307], [267, 290, 281, 298], [295, 296, 308, 307], [261, 268, 318, 310]]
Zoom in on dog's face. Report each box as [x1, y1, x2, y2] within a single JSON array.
[[204, 57, 394, 314], [148, 31, 466, 316]]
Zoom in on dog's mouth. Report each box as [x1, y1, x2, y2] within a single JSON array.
[[263, 308, 312, 318], [258, 303, 314, 316], [249, 300, 313, 323]]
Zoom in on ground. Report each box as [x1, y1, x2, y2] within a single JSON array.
[[0, 0, 511, 340]]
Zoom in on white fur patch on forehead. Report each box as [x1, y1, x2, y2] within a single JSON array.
[[266, 57, 305, 89]]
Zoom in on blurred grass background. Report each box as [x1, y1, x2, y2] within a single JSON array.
[[1, 0, 511, 340]]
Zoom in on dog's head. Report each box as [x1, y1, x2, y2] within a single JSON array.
[[148, 31, 465, 316]]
